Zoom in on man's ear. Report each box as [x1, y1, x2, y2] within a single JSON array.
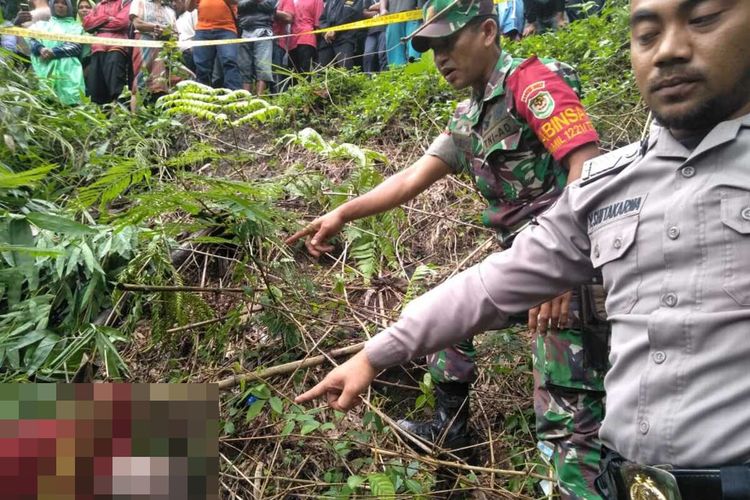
[[483, 18, 498, 47]]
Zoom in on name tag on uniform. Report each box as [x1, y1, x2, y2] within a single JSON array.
[[588, 194, 647, 232], [480, 105, 521, 152]]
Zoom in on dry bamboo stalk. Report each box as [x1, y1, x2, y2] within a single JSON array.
[[361, 399, 433, 455], [216, 342, 364, 390], [371, 447, 548, 480], [118, 283, 248, 293]]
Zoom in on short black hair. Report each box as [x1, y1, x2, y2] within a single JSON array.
[[466, 14, 501, 46]]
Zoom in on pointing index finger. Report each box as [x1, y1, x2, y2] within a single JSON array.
[[294, 380, 330, 404], [284, 224, 316, 246]]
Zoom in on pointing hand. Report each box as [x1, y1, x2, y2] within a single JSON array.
[[285, 210, 345, 258], [294, 350, 377, 411]]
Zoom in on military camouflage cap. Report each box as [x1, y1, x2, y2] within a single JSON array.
[[410, 0, 496, 53]]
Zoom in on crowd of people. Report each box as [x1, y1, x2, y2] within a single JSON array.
[[1, 0, 604, 106]]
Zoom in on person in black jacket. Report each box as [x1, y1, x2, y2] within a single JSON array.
[[565, 0, 603, 22], [318, 0, 363, 69], [238, 0, 277, 94], [522, 0, 565, 36]]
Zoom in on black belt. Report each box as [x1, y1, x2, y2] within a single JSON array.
[[596, 449, 750, 500]]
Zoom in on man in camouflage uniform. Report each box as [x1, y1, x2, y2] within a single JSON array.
[[287, 0, 604, 497]]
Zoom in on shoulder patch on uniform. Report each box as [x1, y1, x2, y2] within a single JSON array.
[[520, 80, 555, 120], [521, 81, 545, 102], [580, 141, 641, 186]]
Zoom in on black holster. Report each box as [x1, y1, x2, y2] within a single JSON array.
[[595, 448, 626, 499], [580, 280, 610, 371]]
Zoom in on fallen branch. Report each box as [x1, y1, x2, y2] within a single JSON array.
[[448, 236, 495, 279], [166, 304, 263, 334], [217, 342, 364, 390], [371, 447, 548, 480]]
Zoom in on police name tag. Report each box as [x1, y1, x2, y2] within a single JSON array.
[[588, 194, 647, 231]]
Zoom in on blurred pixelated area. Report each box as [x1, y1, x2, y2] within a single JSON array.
[[0, 383, 219, 500]]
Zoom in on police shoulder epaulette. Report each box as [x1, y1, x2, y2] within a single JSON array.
[[580, 141, 642, 186]]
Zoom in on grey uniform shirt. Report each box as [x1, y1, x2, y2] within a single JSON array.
[[365, 111, 750, 467]]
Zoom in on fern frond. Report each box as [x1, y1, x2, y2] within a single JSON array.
[[166, 143, 223, 169], [77, 158, 150, 208]]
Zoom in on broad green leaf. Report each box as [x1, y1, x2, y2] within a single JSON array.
[[269, 396, 283, 414], [300, 420, 320, 435], [405, 478, 423, 494], [10, 329, 46, 350], [26, 213, 95, 236], [79, 243, 104, 275], [347, 475, 365, 490], [280, 420, 295, 436], [333, 440, 351, 457], [98, 325, 128, 343], [6, 348, 19, 369], [367, 473, 395, 499], [65, 245, 81, 276], [251, 383, 271, 400], [0, 245, 63, 257], [7, 218, 33, 267], [245, 399, 266, 422], [94, 327, 129, 379], [54, 252, 66, 279], [80, 276, 101, 310], [45, 328, 96, 371], [223, 420, 235, 435], [415, 394, 427, 410], [26, 332, 59, 375]]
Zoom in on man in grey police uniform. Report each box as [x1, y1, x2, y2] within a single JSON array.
[[296, 0, 750, 498]]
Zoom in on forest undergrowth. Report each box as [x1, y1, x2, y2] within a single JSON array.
[[0, 1, 644, 497]]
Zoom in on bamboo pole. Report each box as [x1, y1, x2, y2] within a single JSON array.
[[216, 342, 364, 390]]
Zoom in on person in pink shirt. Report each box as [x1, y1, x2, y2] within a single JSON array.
[[82, 0, 132, 104], [288, 0, 322, 75]]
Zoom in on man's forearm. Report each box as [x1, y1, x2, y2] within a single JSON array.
[[82, 10, 108, 31], [100, 10, 131, 32], [364, 186, 594, 370], [274, 10, 293, 23], [333, 155, 450, 224]]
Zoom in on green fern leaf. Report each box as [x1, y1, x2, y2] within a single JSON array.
[[367, 473, 395, 499]]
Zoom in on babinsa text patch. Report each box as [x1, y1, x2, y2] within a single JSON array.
[[588, 195, 645, 230]]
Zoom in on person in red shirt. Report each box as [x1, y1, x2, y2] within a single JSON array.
[[186, 0, 243, 89], [288, 0, 322, 75], [81, 0, 131, 104]]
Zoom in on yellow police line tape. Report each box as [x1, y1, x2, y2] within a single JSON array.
[[0, 0, 506, 49], [0, 9, 423, 49]]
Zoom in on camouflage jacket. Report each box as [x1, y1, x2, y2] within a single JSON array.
[[427, 52, 599, 233]]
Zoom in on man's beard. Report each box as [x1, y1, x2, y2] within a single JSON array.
[[652, 67, 750, 131]]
